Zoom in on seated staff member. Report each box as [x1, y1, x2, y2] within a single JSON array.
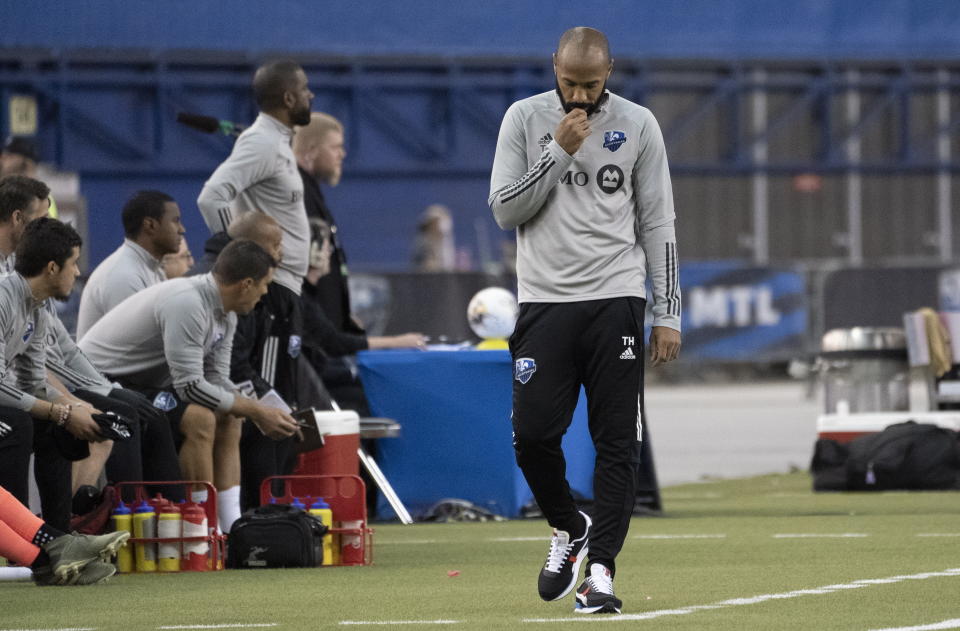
[[43, 300, 182, 500], [0, 176, 52, 274], [76, 190, 185, 339], [78, 240, 300, 533], [0, 218, 106, 530]]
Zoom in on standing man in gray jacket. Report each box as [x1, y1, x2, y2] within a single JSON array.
[[489, 27, 682, 615], [79, 240, 300, 532]]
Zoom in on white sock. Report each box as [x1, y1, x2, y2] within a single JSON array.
[[191, 489, 208, 503], [217, 486, 242, 534]]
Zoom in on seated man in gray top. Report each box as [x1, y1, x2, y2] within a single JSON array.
[[0, 218, 107, 530], [44, 300, 183, 505], [76, 190, 185, 340], [79, 239, 299, 532]]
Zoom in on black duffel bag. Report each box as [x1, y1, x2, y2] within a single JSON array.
[[227, 504, 327, 569], [811, 421, 960, 491]]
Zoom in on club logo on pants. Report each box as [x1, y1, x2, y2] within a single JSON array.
[[514, 357, 537, 384], [152, 391, 178, 412]]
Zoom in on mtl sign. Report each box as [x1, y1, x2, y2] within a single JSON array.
[[688, 285, 781, 328]]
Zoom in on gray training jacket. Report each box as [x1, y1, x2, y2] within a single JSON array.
[[78, 274, 238, 412], [76, 239, 166, 340], [44, 301, 113, 396], [489, 90, 681, 331], [0, 273, 49, 411], [196, 113, 309, 296]]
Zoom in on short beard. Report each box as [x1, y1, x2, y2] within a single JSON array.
[[555, 80, 609, 115], [292, 106, 312, 127]]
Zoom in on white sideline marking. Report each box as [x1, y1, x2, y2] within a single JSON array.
[[339, 621, 459, 626], [522, 567, 960, 623], [773, 533, 869, 538], [868, 619, 960, 631], [916, 533, 960, 537], [391, 535, 729, 545], [632, 534, 726, 540], [157, 625, 278, 630]]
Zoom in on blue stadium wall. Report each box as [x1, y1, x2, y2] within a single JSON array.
[[3, 0, 960, 270]]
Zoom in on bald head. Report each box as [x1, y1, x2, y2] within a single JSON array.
[[253, 60, 303, 110], [227, 212, 283, 263], [556, 27, 611, 67], [553, 27, 613, 115]]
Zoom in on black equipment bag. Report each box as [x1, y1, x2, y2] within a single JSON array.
[[811, 421, 960, 491], [227, 504, 328, 569]]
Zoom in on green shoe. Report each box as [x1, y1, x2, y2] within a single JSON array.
[[72, 560, 117, 586], [43, 531, 130, 583]]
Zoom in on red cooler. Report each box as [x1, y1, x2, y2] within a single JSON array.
[[295, 410, 361, 476]]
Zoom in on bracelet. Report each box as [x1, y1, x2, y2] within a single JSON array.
[[55, 404, 72, 427], [46, 403, 56, 422]]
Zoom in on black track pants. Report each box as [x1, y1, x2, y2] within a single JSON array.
[[510, 297, 645, 577]]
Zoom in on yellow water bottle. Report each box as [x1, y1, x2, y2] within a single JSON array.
[[133, 500, 157, 572], [309, 497, 336, 565], [110, 501, 134, 573]]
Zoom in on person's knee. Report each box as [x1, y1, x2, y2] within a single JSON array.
[[215, 414, 243, 445], [180, 405, 217, 445]]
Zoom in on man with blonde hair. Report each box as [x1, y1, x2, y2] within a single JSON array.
[[293, 112, 370, 413], [293, 113, 345, 187]]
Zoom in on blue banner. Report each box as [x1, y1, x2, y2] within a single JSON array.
[[648, 263, 808, 362]]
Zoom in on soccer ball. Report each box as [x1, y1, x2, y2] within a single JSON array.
[[467, 287, 518, 340]]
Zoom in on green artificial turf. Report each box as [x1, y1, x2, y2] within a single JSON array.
[[2, 472, 958, 630]]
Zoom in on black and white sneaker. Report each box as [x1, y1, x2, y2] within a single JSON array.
[[574, 563, 622, 614], [537, 511, 591, 601]]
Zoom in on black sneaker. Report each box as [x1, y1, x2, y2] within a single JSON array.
[[574, 563, 622, 614], [537, 511, 591, 601]]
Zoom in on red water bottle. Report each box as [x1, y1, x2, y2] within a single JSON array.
[[181, 501, 209, 571]]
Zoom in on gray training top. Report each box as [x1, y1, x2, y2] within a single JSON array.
[[0, 273, 49, 411], [44, 301, 113, 397], [76, 239, 166, 340], [196, 113, 309, 296], [78, 274, 238, 412], [489, 90, 681, 331]]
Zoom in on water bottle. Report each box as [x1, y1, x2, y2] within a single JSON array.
[[181, 501, 209, 571], [133, 500, 157, 572], [157, 503, 182, 572], [309, 497, 336, 566], [291, 496, 306, 511], [110, 502, 134, 573], [340, 519, 364, 565]]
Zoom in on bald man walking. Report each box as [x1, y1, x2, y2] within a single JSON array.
[[489, 27, 682, 614]]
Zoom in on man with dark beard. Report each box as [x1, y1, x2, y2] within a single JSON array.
[[489, 27, 682, 615], [198, 59, 314, 304]]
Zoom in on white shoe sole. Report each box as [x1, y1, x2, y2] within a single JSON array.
[[574, 601, 622, 614]]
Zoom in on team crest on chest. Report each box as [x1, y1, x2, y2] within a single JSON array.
[[603, 130, 627, 152]]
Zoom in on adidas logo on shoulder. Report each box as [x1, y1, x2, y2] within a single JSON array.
[[538, 133, 554, 149], [619, 347, 636, 360]]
